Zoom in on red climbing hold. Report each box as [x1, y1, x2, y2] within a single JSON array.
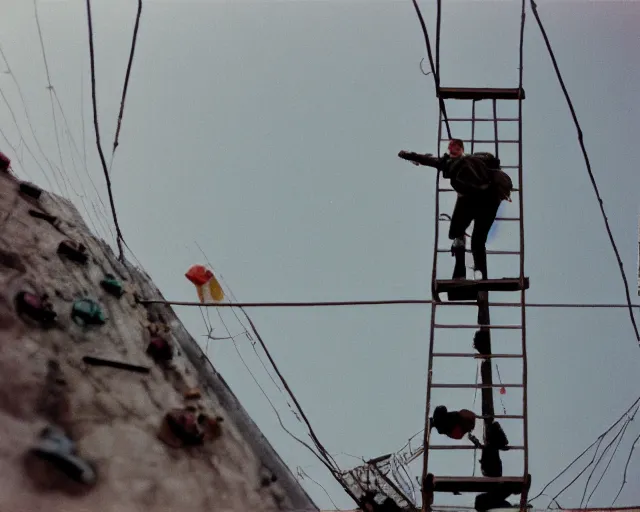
[[146, 336, 174, 363], [158, 408, 224, 448], [57, 240, 88, 265], [157, 408, 204, 447], [15, 291, 57, 326], [500, 387, 506, 395]]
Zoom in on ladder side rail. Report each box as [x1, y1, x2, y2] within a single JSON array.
[[516, 1, 529, 502], [478, 300, 496, 428], [471, 100, 477, 154], [473, 100, 496, 431], [515, 6, 529, 501], [492, 99, 500, 159], [517, 85, 530, 509], [421, 104, 445, 510]]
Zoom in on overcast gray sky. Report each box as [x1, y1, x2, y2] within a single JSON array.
[[1, 0, 639, 509]]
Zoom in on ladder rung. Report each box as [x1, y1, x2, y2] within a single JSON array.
[[496, 217, 519, 221], [431, 383, 523, 389], [433, 352, 523, 359], [437, 87, 526, 101], [441, 117, 519, 122], [435, 277, 529, 293], [426, 474, 531, 494], [480, 414, 525, 420], [434, 324, 522, 329], [458, 139, 519, 144], [428, 445, 524, 450], [437, 249, 520, 255], [438, 188, 520, 192], [439, 216, 520, 222]]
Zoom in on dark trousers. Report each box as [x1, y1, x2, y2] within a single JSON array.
[[448, 191, 501, 280]]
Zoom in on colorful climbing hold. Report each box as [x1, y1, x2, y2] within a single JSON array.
[[19, 182, 42, 200], [15, 291, 57, 326], [157, 409, 224, 448], [71, 299, 105, 326], [146, 321, 171, 336], [57, 240, 88, 265], [146, 336, 174, 363], [29, 426, 97, 486], [100, 273, 124, 298], [499, 386, 506, 395], [157, 408, 202, 448], [184, 388, 202, 400], [29, 209, 59, 226], [185, 264, 224, 303]]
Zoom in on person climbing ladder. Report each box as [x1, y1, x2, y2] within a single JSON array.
[[398, 139, 512, 280]]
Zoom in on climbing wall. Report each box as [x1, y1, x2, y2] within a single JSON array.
[[0, 169, 317, 512]]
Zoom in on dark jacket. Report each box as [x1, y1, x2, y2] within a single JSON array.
[[400, 151, 494, 196]]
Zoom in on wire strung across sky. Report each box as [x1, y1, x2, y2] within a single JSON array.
[[108, 0, 143, 174], [529, 0, 640, 345], [139, 297, 640, 310], [410, 0, 451, 139], [529, 394, 640, 508], [85, 0, 127, 262], [190, 245, 360, 505]]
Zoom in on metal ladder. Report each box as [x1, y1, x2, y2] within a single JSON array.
[[420, 87, 531, 512]]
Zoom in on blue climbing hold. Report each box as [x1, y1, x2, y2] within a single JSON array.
[[71, 299, 105, 326], [100, 274, 124, 298], [30, 426, 96, 486]]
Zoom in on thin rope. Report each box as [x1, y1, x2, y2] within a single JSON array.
[[85, 0, 126, 261], [529, 0, 640, 344], [409, 0, 452, 139], [108, 0, 143, 174], [139, 297, 640, 309]]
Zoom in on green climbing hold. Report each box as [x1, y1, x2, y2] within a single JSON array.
[[100, 274, 124, 298], [71, 299, 105, 326]]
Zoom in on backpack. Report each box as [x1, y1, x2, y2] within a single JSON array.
[[471, 152, 501, 170], [450, 153, 513, 201], [490, 168, 514, 201], [471, 152, 514, 200], [448, 155, 493, 196]]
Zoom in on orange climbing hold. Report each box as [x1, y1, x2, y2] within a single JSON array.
[[185, 264, 224, 303]]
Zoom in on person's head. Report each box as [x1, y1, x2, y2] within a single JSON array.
[[448, 139, 464, 158], [431, 405, 448, 432]]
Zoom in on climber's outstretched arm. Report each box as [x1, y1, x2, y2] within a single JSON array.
[[398, 150, 445, 169]]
